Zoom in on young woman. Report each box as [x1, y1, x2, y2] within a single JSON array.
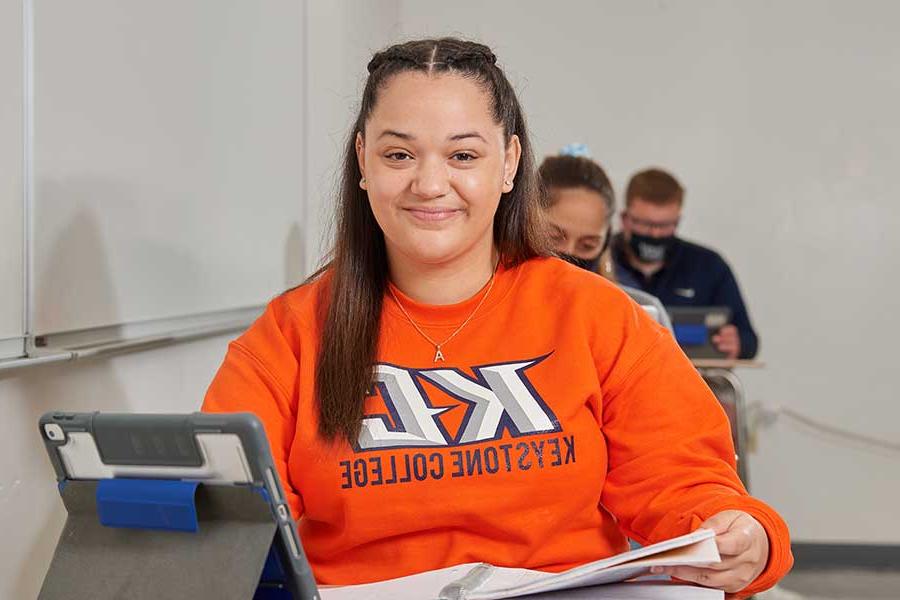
[[203, 38, 792, 596], [539, 146, 615, 277], [540, 149, 673, 330]]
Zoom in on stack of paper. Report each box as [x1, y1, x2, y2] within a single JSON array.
[[320, 528, 723, 599]]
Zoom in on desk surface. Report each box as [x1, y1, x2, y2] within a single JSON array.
[[691, 359, 765, 369]]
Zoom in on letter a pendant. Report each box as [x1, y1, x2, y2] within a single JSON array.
[[433, 346, 445, 362]]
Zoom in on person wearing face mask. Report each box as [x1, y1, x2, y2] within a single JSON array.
[[539, 146, 672, 330], [612, 168, 759, 359]]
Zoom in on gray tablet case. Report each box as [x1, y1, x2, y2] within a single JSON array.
[[38, 411, 320, 600]]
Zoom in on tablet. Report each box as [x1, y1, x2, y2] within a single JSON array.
[[39, 411, 320, 600], [667, 306, 732, 359]]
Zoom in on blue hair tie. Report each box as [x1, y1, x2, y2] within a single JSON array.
[[559, 143, 591, 158]]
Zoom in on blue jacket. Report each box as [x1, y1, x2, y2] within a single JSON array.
[[612, 234, 759, 359]]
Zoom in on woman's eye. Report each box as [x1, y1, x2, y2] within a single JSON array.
[[452, 152, 476, 162], [386, 152, 412, 161]]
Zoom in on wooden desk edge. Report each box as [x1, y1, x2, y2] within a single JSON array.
[[691, 359, 765, 369]]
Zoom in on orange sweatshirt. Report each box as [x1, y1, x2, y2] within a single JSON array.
[[203, 257, 792, 595]]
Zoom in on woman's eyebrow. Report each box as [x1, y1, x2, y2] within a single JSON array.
[[376, 130, 487, 143], [448, 132, 486, 142], [378, 129, 414, 141]]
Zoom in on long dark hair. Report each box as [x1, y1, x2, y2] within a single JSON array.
[[314, 38, 550, 443]]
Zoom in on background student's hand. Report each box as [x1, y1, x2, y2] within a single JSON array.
[[712, 324, 741, 359], [651, 510, 769, 593]]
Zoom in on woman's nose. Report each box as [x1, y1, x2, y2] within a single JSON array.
[[553, 239, 577, 255], [410, 158, 450, 199]]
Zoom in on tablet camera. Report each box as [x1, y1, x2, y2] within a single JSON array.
[[44, 423, 65, 442]]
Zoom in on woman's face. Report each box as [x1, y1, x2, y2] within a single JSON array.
[[356, 72, 520, 268], [545, 187, 610, 259]]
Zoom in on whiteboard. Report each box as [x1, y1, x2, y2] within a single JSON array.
[[0, 0, 24, 359], [31, 0, 306, 336]]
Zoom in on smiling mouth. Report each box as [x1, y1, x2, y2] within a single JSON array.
[[403, 207, 464, 222]]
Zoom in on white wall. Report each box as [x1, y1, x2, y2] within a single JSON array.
[[304, 1, 402, 271], [398, 0, 900, 544]]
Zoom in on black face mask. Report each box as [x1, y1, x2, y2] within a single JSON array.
[[559, 252, 601, 272], [559, 226, 611, 273], [628, 232, 675, 264]]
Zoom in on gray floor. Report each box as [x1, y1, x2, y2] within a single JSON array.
[[773, 569, 900, 600]]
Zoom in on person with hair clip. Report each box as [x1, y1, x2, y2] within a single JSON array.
[[203, 38, 792, 597], [539, 145, 672, 330]]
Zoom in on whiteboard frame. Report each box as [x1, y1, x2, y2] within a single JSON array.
[[1, 305, 259, 374], [0, 0, 29, 362], [23, 0, 33, 340], [31, 305, 262, 354]]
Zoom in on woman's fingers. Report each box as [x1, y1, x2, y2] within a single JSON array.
[[716, 526, 754, 556], [654, 511, 771, 593], [653, 565, 755, 594]]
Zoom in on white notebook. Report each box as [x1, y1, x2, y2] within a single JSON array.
[[320, 529, 723, 600]]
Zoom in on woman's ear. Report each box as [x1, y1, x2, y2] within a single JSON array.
[[355, 132, 367, 189], [502, 135, 522, 193]]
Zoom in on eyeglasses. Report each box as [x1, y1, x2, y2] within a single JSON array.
[[623, 213, 680, 233]]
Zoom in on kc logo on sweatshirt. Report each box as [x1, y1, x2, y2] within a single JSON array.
[[356, 355, 561, 451]]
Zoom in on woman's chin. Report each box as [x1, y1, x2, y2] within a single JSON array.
[[393, 238, 473, 267]]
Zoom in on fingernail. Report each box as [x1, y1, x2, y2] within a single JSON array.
[[650, 566, 662, 574]]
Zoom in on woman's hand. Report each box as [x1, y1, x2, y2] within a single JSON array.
[[651, 510, 769, 593]]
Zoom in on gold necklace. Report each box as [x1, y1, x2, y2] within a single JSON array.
[[388, 264, 499, 363]]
